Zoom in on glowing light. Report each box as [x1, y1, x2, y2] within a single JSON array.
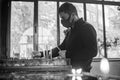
[[71, 68, 83, 80], [76, 68, 82, 74], [72, 76, 76, 80], [72, 69, 76, 74], [72, 76, 82, 80], [100, 58, 110, 74], [77, 76, 82, 80]]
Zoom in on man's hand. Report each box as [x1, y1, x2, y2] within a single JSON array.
[[64, 28, 71, 36], [32, 51, 42, 58], [58, 50, 66, 58]]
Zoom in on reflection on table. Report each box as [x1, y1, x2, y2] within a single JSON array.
[[0, 72, 98, 80]]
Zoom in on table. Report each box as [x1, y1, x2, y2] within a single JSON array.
[[0, 72, 98, 80]]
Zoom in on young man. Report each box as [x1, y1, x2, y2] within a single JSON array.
[[51, 2, 97, 72], [39, 2, 97, 72]]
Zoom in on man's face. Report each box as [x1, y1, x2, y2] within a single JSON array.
[[59, 12, 72, 28], [59, 12, 70, 20]]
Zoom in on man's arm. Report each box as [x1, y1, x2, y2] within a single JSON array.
[[51, 37, 66, 57]]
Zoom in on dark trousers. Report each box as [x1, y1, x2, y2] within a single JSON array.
[[71, 59, 92, 72]]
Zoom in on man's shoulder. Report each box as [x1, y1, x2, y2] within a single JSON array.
[[75, 18, 92, 28], [84, 21, 94, 27]]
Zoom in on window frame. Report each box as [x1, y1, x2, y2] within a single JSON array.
[[8, 0, 120, 59]]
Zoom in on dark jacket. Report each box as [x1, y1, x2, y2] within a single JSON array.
[[52, 18, 97, 69]]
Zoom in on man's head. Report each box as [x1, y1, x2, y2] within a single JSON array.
[[59, 2, 78, 28], [59, 2, 78, 16]]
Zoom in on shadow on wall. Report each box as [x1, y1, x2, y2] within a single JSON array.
[[91, 58, 120, 76]]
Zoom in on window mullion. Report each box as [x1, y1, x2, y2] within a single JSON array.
[[102, 0, 107, 58], [57, 1, 60, 45], [83, 3, 87, 21], [33, 0, 38, 51]]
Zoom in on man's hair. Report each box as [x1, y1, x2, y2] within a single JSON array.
[[59, 2, 78, 16]]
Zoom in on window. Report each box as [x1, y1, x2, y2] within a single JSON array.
[[11, 1, 34, 59], [105, 5, 120, 58], [10, 0, 120, 59], [38, 1, 57, 51]]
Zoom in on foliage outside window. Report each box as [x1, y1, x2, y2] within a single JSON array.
[[38, 1, 57, 51], [11, 2, 34, 59], [105, 5, 120, 58]]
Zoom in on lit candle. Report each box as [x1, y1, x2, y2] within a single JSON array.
[[46, 44, 49, 59], [76, 68, 82, 74], [72, 76, 76, 80], [72, 69, 76, 75], [70, 68, 83, 76], [70, 69, 83, 80], [76, 76, 82, 80], [43, 48, 45, 58], [49, 46, 52, 59]]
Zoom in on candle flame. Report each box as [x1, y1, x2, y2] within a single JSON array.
[[100, 58, 110, 74], [72, 69, 76, 74], [71, 68, 82, 74], [77, 76, 82, 80], [76, 68, 82, 74], [71, 68, 83, 80]]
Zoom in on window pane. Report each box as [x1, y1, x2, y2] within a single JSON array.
[[11, 2, 34, 59], [38, 1, 57, 51], [86, 4, 104, 58], [59, 2, 84, 43], [105, 5, 120, 58]]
